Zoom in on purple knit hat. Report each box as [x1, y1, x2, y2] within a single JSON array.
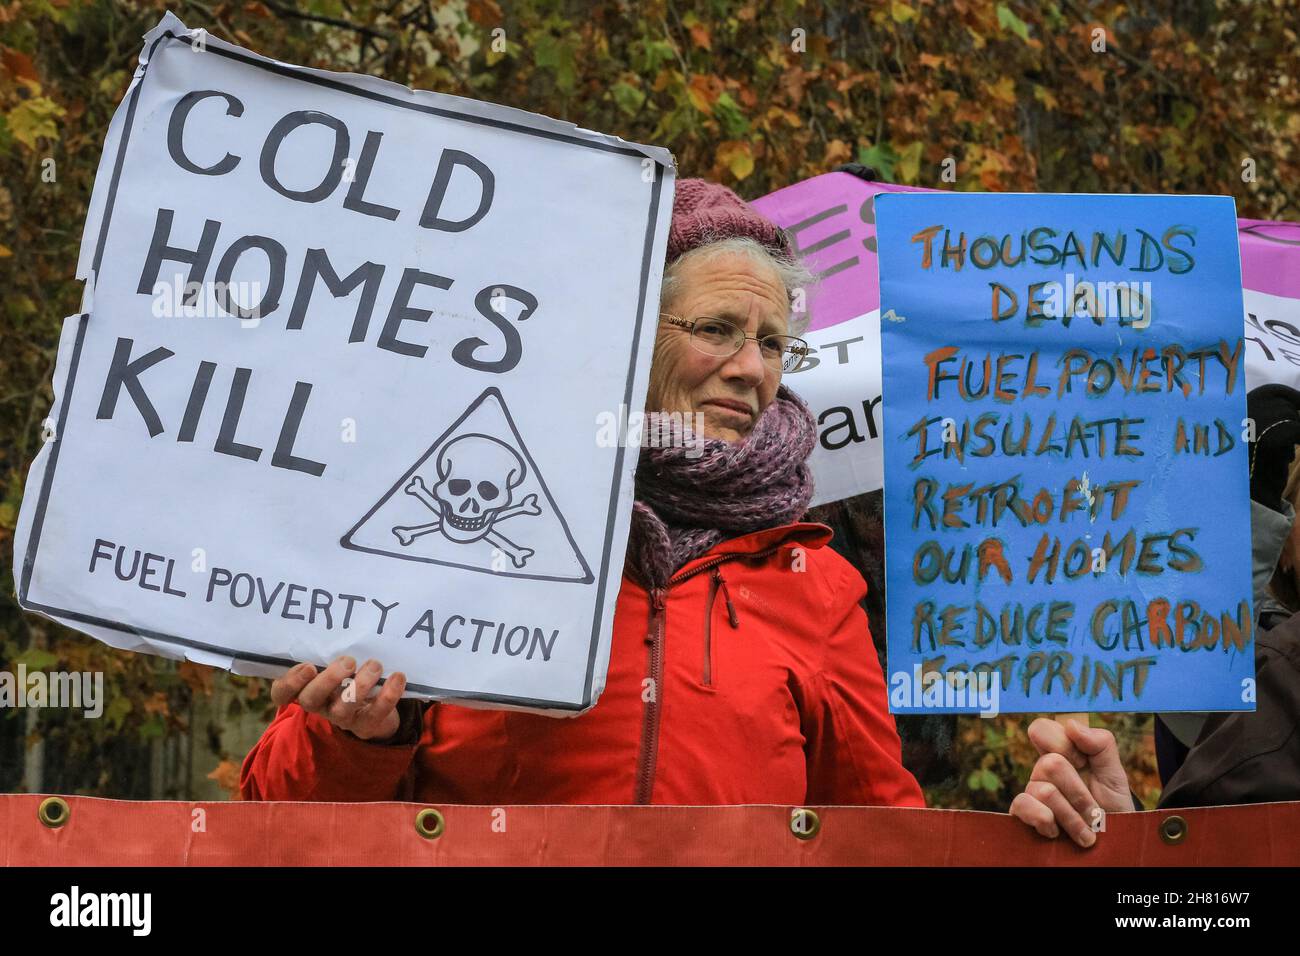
[[666, 179, 791, 264]]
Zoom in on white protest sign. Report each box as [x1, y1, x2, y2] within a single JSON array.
[[779, 309, 884, 505], [13, 14, 675, 714], [1243, 288, 1300, 388], [1240, 219, 1300, 390]]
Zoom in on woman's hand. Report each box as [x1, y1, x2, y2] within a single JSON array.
[[270, 656, 408, 742], [1009, 718, 1134, 848]]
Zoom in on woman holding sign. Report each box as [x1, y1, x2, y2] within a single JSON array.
[[240, 180, 924, 807]]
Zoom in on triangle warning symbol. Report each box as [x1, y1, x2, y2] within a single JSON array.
[[341, 387, 594, 583]]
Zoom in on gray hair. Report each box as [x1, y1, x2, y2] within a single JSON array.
[[659, 236, 816, 336]]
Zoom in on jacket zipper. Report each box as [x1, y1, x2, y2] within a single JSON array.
[[633, 548, 774, 805], [702, 567, 741, 687], [635, 586, 667, 805]]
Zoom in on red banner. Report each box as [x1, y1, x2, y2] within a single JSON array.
[[2, 795, 1297, 866]]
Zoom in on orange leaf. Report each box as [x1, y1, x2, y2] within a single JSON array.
[[180, 660, 215, 697], [1079, 67, 1105, 94], [466, 0, 504, 25], [716, 140, 755, 180], [986, 76, 1016, 105], [822, 138, 852, 168], [689, 23, 712, 50], [687, 74, 715, 113], [1, 46, 38, 83], [207, 759, 242, 799]]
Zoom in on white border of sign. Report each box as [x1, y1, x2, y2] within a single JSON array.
[[14, 15, 674, 712]]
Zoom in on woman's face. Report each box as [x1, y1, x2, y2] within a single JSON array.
[[646, 251, 789, 443]]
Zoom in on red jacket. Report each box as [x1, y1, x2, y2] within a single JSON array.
[[240, 521, 925, 807]]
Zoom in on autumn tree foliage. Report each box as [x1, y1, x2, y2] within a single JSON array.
[[1, 0, 1296, 805]]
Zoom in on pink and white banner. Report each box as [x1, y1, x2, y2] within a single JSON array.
[[1240, 218, 1300, 393], [754, 172, 1300, 506]]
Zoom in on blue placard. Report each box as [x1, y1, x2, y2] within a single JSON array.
[[876, 193, 1254, 714]]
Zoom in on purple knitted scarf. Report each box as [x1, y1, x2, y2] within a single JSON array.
[[626, 384, 818, 590]]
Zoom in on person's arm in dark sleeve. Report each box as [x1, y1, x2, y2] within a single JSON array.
[[1252, 499, 1293, 608], [1158, 625, 1300, 808]]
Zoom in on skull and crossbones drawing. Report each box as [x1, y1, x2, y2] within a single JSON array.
[[391, 433, 541, 568]]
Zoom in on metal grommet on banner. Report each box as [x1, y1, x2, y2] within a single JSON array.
[[414, 807, 445, 840], [789, 807, 820, 841], [1159, 814, 1188, 845], [38, 796, 71, 829]]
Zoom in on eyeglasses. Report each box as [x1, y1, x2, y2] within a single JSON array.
[[659, 313, 810, 373]]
